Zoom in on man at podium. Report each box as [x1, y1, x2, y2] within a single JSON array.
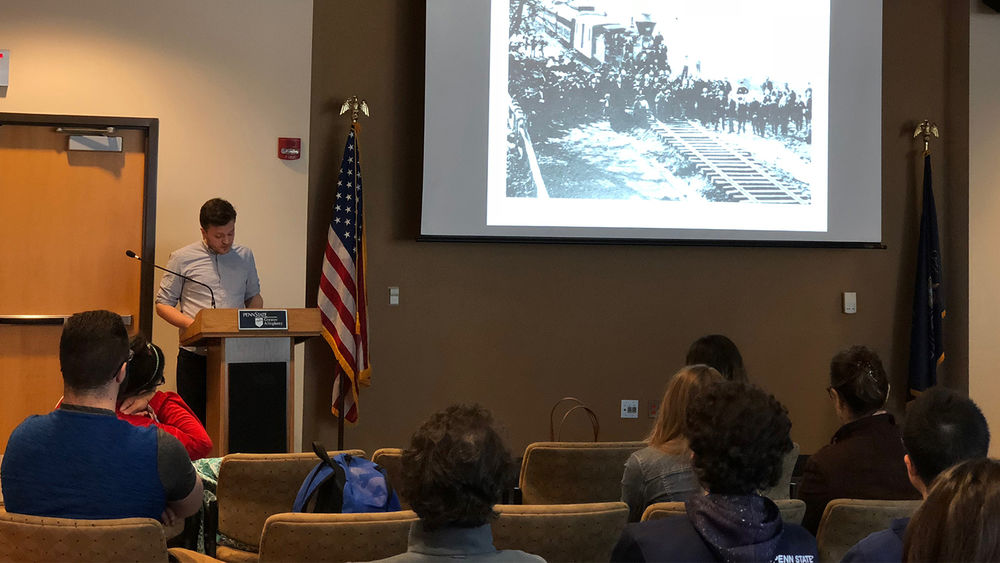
[[155, 198, 263, 424]]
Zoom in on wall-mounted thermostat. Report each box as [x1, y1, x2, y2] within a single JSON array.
[[0, 50, 9, 87]]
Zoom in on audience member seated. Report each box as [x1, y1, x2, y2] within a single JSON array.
[[797, 346, 919, 534], [902, 458, 1000, 562], [621, 365, 723, 521], [611, 381, 817, 562], [374, 404, 543, 562], [117, 335, 213, 460], [0, 310, 203, 526], [842, 387, 990, 562], [685, 334, 748, 382]]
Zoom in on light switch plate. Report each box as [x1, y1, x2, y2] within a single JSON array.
[[843, 292, 857, 314]]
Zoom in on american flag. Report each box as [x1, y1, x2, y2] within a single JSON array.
[[318, 123, 370, 423]]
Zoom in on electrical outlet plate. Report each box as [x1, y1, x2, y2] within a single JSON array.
[[621, 399, 639, 419], [648, 400, 659, 418]]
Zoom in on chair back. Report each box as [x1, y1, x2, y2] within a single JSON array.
[[816, 499, 921, 563], [639, 501, 685, 521], [493, 502, 628, 562], [257, 510, 418, 563], [518, 441, 645, 504], [0, 509, 168, 563], [761, 442, 800, 500], [215, 449, 365, 561], [641, 498, 807, 525], [372, 447, 407, 508]]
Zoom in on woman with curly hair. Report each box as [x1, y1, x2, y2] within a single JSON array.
[[797, 346, 919, 534], [902, 458, 1000, 562], [621, 365, 724, 521], [377, 404, 543, 562], [612, 381, 816, 562]]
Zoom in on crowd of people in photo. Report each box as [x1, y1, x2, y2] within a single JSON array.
[[2, 311, 998, 561], [509, 27, 813, 143]]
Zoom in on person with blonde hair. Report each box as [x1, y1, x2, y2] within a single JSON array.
[[620, 365, 724, 521]]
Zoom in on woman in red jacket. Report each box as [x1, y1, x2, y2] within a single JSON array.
[[118, 335, 213, 460]]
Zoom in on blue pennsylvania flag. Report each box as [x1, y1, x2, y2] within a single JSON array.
[[908, 153, 944, 398]]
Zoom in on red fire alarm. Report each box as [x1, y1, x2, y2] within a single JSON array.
[[278, 137, 301, 160]]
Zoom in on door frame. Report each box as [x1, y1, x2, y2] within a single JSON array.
[[0, 112, 159, 337]]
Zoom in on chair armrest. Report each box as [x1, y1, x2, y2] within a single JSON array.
[[168, 547, 225, 562]]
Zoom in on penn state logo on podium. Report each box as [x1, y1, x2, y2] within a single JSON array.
[[238, 309, 289, 331]]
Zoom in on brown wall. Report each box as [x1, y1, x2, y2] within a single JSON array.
[[303, 0, 969, 457]]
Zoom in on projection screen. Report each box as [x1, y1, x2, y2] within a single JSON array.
[[421, 0, 882, 245]]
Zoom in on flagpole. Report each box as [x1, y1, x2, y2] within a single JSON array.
[[332, 96, 369, 450], [336, 365, 346, 450]]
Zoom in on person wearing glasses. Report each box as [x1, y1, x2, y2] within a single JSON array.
[[117, 335, 213, 460], [797, 346, 919, 534], [0, 311, 203, 525]]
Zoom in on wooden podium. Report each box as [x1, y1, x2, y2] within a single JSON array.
[[180, 308, 321, 457]]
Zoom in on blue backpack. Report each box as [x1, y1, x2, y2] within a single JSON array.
[[293, 442, 401, 513]]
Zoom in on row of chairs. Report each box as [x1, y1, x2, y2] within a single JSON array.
[[0, 497, 921, 563], [0, 502, 631, 563], [0, 443, 921, 562]]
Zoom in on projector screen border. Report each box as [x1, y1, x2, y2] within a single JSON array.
[[414, 234, 886, 250]]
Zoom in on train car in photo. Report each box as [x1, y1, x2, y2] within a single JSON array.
[[545, 2, 648, 67]]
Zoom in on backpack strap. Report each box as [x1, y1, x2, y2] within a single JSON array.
[[312, 441, 335, 466]]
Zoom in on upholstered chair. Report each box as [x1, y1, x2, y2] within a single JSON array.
[[257, 510, 418, 563], [371, 447, 407, 509], [640, 498, 807, 525], [518, 441, 645, 504], [760, 442, 801, 499], [0, 509, 219, 563], [214, 449, 365, 563], [492, 501, 629, 562], [816, 498, 922, 563]]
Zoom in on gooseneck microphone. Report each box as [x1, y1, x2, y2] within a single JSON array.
[[125, 249, 216, 308]]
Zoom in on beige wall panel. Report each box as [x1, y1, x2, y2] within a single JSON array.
[[0, 0, 313, 451], [969, 0, 1000, 457]]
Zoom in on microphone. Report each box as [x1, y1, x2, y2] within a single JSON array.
[[125, 249, 216, 309]]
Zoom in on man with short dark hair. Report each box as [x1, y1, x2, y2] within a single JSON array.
[[376, 404, 543, 562], [0, 310, 203, 523], [841, 387, 990, 562], [155, 198, 262, 423]]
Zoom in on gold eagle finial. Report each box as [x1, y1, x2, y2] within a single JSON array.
[[913, 120, 940, 155], [340, 96, 370, 123]]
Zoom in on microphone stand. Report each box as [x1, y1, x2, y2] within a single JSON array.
[[125, 250, 216, 308]]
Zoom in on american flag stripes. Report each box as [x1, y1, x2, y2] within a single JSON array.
[[318, 123, 370, 423]]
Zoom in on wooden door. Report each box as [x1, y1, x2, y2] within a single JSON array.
[[0, 123, 148, 451]]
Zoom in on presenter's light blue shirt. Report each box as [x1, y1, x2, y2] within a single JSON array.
[[156, 240, 261, 344]]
